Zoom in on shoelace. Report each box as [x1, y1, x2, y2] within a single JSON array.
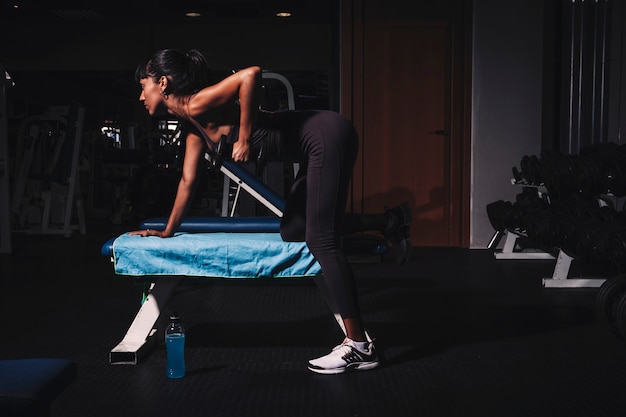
[[333, 338, 371, 355], [332, 338, 351, 351]]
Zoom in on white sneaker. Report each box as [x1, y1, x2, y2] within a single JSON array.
[[308, 337, 379, 374]]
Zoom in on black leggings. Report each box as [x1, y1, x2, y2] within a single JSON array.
[[280, 111, 361, 319]]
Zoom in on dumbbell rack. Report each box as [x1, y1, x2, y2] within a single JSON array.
[[541, 194, 625, 288], [489, 182, 554, 260], [490, 181, 607, 288], [490, 229, 555, 260], [491, 228, 606, 288], [542, 249, 606, 288]]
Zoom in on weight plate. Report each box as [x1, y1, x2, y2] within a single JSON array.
[[614, 291, 626, 339], [595, 275, 626, 336]]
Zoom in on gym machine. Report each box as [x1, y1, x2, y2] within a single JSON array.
[[11, 103, 86, 237]]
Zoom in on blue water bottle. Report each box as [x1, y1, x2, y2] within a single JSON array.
[[165, 311, 186, 378]]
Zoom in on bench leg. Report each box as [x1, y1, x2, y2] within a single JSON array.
[[110, 277, 181, 365]]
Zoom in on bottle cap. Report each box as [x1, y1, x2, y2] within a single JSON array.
[[169, 311, 181, 321]]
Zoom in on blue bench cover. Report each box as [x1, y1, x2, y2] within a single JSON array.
[[109, 232, 321, 278]]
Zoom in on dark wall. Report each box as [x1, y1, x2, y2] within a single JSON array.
[[1, 15, 336, 149], [1, 20, 333, 72], [0, 14, 336, 125]]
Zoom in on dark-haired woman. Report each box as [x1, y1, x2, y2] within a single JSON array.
[[130, 49, 411, 374]]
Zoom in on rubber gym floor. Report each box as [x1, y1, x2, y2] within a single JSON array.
[[1, 229, 625, 417]]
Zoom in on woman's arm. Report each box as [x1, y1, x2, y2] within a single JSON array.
[[161, 132, 205, 236], [188, 66, 262, 162], [233, 66, 261, 162], [129, 131, 205, 238]]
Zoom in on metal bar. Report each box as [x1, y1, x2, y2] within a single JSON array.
[[597, 0, 609, 141], [0, 66, 11, 253], [62, 105, 85, 237], [541, 249, 605, 288]]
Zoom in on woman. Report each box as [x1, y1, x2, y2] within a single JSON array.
[[130, 48, 411, 374]]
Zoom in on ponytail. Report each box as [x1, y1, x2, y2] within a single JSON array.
[[185, 49, 216, 89], [135, 48, 214, 95]]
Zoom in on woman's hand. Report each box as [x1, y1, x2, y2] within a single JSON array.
[[232, 140, 250, 162], [128, 229, 165, 238]]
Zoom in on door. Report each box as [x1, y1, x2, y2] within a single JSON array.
[[341, 0, 469, 247]]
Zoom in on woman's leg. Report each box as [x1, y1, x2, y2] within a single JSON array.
[[300, 112, 365, 340], [297, 111, 381, 374]]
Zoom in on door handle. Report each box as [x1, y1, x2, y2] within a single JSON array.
[[432, 130, 449, 136]]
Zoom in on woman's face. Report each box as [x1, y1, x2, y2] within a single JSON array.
[[138, 77, 166, 116]]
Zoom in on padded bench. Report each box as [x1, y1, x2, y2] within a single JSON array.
[[103, 158, 388, 364], [103, 225, 386, 364]]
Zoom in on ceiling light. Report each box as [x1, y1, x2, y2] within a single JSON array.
[[185, 11, 202, 17], [276, 11, 292, 18]]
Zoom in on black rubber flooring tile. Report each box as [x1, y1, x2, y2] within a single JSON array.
[[2, 233, 626, 417]]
